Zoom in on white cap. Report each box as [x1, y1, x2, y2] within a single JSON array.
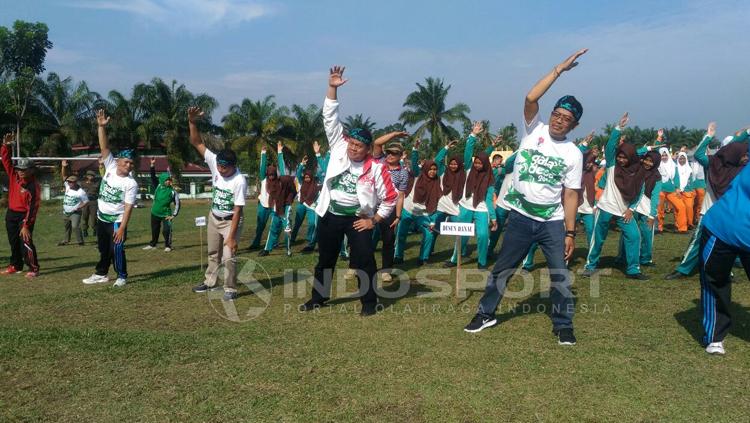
[[721, 136, 734, 147]]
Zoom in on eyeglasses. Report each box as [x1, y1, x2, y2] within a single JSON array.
[[551, 111, 575, 125]]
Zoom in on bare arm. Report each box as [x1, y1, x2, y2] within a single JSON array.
[[187, 106, 207, 157], [61, 159, 69, 181], [96, 109, 111, 159], [224, 205, 243, 255], [373, 131, 409, 158], [524, 49, 588, 124], [113, 203, 134, 244], [562, 187, 579, 261]]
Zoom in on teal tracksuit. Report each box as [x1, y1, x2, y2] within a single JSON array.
[[290, 164, 318, 248], [585, 127, 644, 276], [251, 151, 285, 248]]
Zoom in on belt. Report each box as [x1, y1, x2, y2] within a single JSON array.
[[212, 213, 234, 221]]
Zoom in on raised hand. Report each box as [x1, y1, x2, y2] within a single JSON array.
[[301, 155, 308, 166], [150, 157, 156, 167], [555, 48, 588, 74], [446, 139, 458, 149], [707, 122, 717, 138], [61, 159, 68, 167], [96, 109, 110, 127], [312, 140, 320, 154], [187, 106, 204, 124], [3, 133, 14, 146], [657, 128, 664, 140], [277, 141, 283, 153], [470, 121, 484, 136], [582, 130, 595, 145], [492, 134, 503, 147], [329, 66, 348, 88], [618, 112, 629, 129], [261, 145, 267, 154], [413, 137, 421, 149]]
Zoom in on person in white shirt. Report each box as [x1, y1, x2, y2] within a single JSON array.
[[82, 110, 138, 288], [464, 49, 587, 346], [187, 107, 247, 302], [59, 161, 89, 246]]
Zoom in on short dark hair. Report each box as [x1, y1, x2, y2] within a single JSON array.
[[216, 149, 237, 167]]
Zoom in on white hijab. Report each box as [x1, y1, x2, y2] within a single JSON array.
[[658, 147, 676, 183], [676, 152, 692, 190]]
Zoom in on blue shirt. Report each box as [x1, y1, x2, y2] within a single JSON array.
[[702, 160, 750, 252]]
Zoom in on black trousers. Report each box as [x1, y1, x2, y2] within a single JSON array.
[[95, 219, 128, 279], [699, 228, 750, 345], [5, 210, 39, 272], [149, 214, 173, 248], [312, 212, 377, 306], [378, 212, 396, 271]]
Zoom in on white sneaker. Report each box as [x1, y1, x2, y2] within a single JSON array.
[[164, 247, 172, 252], [381, 272, 392, 282], [113, 278, 127, 287], [705, 342, 725, 355], [142, 245, 155, 250], [82, 274, 109, 284]]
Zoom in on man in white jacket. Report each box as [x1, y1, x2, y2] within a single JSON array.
[[299, 66, 398, 316]]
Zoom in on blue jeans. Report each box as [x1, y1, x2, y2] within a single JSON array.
[[477, 210, 574, 330]]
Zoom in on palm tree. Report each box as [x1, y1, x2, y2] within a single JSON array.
[[105, 84, 151, 151], [141, 78, 218, 176], [343, 114, 376, 133], [399, 77, 471, 156], [31, 72, 100, 156], [290, 103, 324, 161]]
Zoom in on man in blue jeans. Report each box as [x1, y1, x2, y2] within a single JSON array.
[[464, 49, 587, 346]]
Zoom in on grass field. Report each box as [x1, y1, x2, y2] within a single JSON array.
[[1, 200, 749, 422]]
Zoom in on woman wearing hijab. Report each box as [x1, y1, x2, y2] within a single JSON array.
[[578, 149, 600, 246], [291, 156, 321, 253], [618, 150, 662, 267], [430, 139, 466, 253], [675, 151, 696, 230], [259, 175, 297, 257], [444, 124, 498, 269], [666, 123, 750, 280], [394, 157, 443, 265], [249, 144, 284, 249], [584, 113, 649, 280], [656, 147, 689, 233]]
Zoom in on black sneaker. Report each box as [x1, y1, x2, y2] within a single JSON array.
[[664, 271, 687, 280], [626, 273, 649, 280], [393, 257, 404, 265], [258, 250, 269, 257], [360, 303, 377, 317], [581, 268, 595, 278], [301, 245, 315, 253], [192, 283, 220, 293], [555, 328, 577, 346], [299, 299, 327, 312], [443, 260, 457, 268], [464, 314, 497, 333], [641, 262, 656, 267]]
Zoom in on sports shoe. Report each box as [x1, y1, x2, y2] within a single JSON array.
[[301, 245, 315, 253], [164, 247, 172, 252], [464, 314, 497, 333], [705, 342, 725, 355], [443, 260, 457, 268], [25, 271, 39, 279], [381, 272, 392, 283], [1, 265, 19, 275], [626, 273, 649, 280], [223, 291, 238, 301], [299, 299, 327, 311], [664, 271, 687, 281], [360, 303, 377, 316], [113, 278, 127, 287], [581, 268, 596, 277], [82, 274, 109, 284], [192, 283, 221, 293], [57, 241, 69, 246], [258, 250, 269, 257], [142, 245, 155, 250], [555, 328, 577, 346]]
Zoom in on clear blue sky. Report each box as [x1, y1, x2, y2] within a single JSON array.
[[3, 0, 749, 138]]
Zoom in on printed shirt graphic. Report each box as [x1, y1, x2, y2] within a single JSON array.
[[97, 154, 139, 223], [63, 185, 88, 214], [204, 149, 247, 218], [505, 113, 582, 222], [328, 165, 362, 216]]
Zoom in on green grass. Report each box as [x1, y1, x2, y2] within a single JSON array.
[[1, 201, 749, 422]]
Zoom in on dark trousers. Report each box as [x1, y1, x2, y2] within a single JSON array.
[[95, 219, 127, 279], [377, 213, 397, 271], [5, 210, 39, 272], [149, 214, 173, 248], [81, 200, 98, 234], [311, 212, 378, 306], [699, 228, 750, 345], [477, 210, 574, 330]]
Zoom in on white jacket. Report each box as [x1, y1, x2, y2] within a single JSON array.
[[315, 97, 398, 219]]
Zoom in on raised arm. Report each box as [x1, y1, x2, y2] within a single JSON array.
[[524, 48, 588, 124], [61, 159, 69, 181], [323, 66, 348, 152], [1, 133, 14, 175], [373, 131, 409, 158], [605, 113, 629, 166], [435, 139, 453, 176], [277, 141, 285, 175], [463, 121, 483, 170], [694, 122, 716, 169], [259, 146, 268, 181], [410, 142, 420, 177], [296, 156, 307, 183], [187, 107, 207, 157], [149, 158, 158, 189], [96, 109, 112, 159]]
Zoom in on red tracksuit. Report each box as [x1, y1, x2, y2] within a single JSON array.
[[1, 144, 40, 272]]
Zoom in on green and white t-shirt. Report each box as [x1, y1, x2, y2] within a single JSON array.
[[97, 154, 138, 223], [505, 113, 582, 222], [63, 185, 89, 214], [328, 161, 363, 216], [205, 149, 247, 218]]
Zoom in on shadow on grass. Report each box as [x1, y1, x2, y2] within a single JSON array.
[[674, 299, 750, 345], [42, 261, 99, 276]]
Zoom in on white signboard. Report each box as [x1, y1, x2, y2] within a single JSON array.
[[195, 216, 207, 227], [440, 222, 475, 236]]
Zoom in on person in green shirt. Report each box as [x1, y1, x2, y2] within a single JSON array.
[[143, 158, 180, 252]]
